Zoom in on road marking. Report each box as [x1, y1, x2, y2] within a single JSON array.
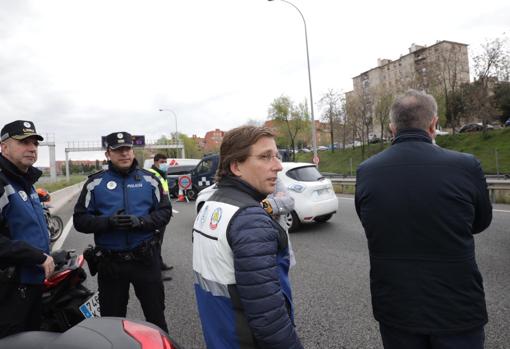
[[494, 209, 510, 213], [338, 196, 354, 201], [52, 217, 74, 251], [173, 209, 179, 214]]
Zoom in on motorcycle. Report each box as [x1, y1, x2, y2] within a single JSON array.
[[0, 317, 182, 349], [0, 248, 183, 348], [36, 188, 64, 243], [41, 249, 95, 332]]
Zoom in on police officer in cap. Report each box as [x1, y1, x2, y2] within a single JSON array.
[[73, 131, 171, 332], [0, 120, 55, 338]]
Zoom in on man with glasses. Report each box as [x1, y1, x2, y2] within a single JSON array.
[[0, 120, 55, 338], [192, 125, 303, 349], [74, 132, 171, 332]]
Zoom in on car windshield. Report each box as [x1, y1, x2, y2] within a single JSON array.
[[167, 165, 196, 175], [285, 166, 323, 182]]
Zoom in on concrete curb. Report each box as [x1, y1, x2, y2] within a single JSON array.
[[48, 181, 85, 213]]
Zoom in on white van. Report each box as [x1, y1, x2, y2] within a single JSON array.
[[143, 158, 200, 170]]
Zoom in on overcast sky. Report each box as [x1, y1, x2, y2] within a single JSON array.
[[1, 0, 509, 166]]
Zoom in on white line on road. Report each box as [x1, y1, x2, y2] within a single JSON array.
[[52, 218, 74, 251], [173, 209, 179, 214], [494, 209, 510, 213]]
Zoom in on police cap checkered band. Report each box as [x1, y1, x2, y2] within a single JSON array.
[[1, 120, 44, 142], [105, 132, 133, 149]]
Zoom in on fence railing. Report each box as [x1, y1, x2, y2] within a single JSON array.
[[329, 178, 510, 204]]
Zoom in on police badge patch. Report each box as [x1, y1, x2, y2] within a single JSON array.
[[209, 207, 222, 230], [106, 181, 117, 190]]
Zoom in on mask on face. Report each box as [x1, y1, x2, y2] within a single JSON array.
[[159, 163, 169, 172]]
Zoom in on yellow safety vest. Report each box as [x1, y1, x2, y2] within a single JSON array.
[[148, 168, 169, 194]]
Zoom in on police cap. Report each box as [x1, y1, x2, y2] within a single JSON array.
[[105, 132, 133, 150], [1, 120, 44, 142]]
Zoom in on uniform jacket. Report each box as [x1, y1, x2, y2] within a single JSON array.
[[355, 128, 492, 334], [0, 154, 49, 285], [193, 176, 303, 349], [73, 160, 171, 251]]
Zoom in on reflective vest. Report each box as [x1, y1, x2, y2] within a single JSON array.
[[148, 168, 169, 194]]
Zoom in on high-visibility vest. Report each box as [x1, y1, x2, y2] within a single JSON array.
[[148, 168, 169, 194]]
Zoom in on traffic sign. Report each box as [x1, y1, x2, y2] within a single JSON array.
[[178, 175, 192, 190], [312, 155, 320, 165]]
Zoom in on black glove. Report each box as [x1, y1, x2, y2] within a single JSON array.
[[109, 210, 142, 230]]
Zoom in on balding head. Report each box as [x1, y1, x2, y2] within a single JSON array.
[[390, 89, 438, 133]]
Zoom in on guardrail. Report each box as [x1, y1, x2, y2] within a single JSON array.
[[330, 178, 510, 204]]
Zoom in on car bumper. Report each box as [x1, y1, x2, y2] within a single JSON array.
[[294, 195, 338, 222]]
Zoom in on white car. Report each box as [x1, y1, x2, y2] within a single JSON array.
[[195, 162, 339, 232]]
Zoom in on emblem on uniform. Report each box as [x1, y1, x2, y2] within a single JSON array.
[[23, 122, 31, 128], [117, 133, 123, 139], [106, 181, 117, 190], [19, 190, 28, 201], [209, 207, 222, 230]]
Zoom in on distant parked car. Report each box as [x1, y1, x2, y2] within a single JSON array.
[[459, 123, 494, 133], [505, 118, 510, 127], [435, 129, 449, 136], [195, 162, 339, 232], [317, 145, 329, 151]]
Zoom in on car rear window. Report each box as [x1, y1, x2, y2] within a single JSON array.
[[285, 166, 323, 182]]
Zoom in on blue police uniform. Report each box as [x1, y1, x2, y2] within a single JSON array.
[[73, 133, 172, 333], [0, 154, 49, 338]]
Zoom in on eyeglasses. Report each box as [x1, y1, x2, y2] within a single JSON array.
[[248, 152, 282, 163]]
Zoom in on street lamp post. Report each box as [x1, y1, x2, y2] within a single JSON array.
[[158, 108, 179, 141], [268, 0, 318, 164]]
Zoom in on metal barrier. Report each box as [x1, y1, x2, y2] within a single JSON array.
[[330, 178, 510, 204]]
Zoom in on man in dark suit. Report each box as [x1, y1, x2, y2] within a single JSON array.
[[355, 89, 492, 349]]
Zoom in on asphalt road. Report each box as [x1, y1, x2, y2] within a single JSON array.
[[56, 195, 510, 349]]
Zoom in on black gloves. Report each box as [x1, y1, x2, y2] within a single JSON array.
[[109, 209, 142, 230]]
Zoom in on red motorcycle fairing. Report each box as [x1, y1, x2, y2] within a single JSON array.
[[0, 317, 182, 349]]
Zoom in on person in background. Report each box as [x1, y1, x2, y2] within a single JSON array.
[[193, 125, 303, 349], [148, 153, 174, 278], [355, 89, 492, 349], [0, 120, 55, 338], [73, 132, 171, 332]]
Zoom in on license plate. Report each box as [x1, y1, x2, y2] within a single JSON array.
[[79, 292, 100, 318]]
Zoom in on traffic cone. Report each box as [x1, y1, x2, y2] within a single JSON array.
[[177, 188, 186, 202]]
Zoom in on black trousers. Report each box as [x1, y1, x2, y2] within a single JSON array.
[[97, 249, 168, 333], [380, 323, 485, 349], [0, 284, 43, 339]]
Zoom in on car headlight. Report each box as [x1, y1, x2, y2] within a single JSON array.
[[288, 183, 306, 193]]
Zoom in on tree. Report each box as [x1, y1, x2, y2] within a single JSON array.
[[493, 81, 510, 121], [319, 89, 342, 152], [268, 95, 309, 161], [472, 36, 510, 133], [372, 87, 393, 144]]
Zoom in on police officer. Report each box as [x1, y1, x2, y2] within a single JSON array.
[[0, 120, 55, 338], [73, 132, 171, 332], [148, 153, 173, 277]]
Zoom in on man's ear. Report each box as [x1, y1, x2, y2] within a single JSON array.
[[428, 116, 439, 137], [104, 151, 110, 160], [230, 161, 242, 177]]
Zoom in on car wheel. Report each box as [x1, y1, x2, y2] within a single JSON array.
[[284, 211, 300, 232], [186, 187, 198, 201], [314, 213, 333, 223]]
